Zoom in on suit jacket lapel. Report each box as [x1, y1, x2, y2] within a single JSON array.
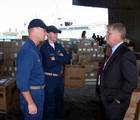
[[104, 43, 125, 71]]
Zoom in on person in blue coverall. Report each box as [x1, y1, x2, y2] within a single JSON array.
[[16, 19, 48, 120], [40, 25, 70, 120]]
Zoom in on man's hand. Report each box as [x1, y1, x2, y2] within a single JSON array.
[[22, 91, 37, 115], [28, 102, 37, 114]]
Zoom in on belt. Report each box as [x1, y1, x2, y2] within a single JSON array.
[[30, 84, 46, 90], [44, 72, 61, 77]]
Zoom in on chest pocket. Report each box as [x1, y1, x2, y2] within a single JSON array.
[[34, 54, 42, 70], [57, 50, 64, 56], [47, 53, 55, 61]]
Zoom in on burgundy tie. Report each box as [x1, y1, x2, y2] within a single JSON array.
[[98, 47, 112, 72], [97, 47, 112, 86], [106, 47, 112, 59]]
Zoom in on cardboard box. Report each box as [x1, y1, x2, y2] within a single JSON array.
[[84, 62, 99, 72], [79, 39, 92, 46], [71, 53, 79, 64], [96, 53, 104, 60], [64, 65, 85, 88], [85, 72, 97, 79], [0, 79, 19, 113], [78, 54, 93, 65], [77, 45, 93, 54], [85, 64, 95, 73]]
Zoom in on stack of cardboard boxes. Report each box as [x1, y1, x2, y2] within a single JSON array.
[[77, 40, 104, 79], [0, 40, 24, 113], [0, 39, 105, 88], [62, 39, 106, 88], [0, 41, 24, 77]]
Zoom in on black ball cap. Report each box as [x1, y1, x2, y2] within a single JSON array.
[[28, 19, 48, 31], [47, 25, 61, 33]]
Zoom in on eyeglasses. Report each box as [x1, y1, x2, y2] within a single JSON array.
[[106, 32, 114, 36], [106, 31, 119, 36]]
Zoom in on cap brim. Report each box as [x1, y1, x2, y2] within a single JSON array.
[[47, 30, 62, 33], [57, 30, 62, 33], [45, 26, 49, 31]]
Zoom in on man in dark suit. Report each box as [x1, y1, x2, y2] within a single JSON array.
[[97, 23, 138, 120]]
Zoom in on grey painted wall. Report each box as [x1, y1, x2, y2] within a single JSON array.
[[133, 9, 140, 51], [109, 8, 140, 51]]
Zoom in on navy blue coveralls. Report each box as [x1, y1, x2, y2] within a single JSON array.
[[16, 39, 45, 120], [40, 40, 69, 120]]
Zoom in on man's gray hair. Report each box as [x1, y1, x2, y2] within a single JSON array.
[[107, 23, 126, 39]]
